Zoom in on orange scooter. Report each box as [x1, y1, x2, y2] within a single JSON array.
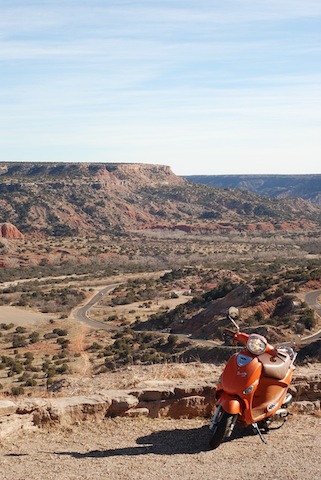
[[209, 307, 297, 449]]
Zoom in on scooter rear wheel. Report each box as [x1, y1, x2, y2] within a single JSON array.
[[209, 409, 235, 450]]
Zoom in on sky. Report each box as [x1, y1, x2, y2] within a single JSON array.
[[1, 0, 321, 176]]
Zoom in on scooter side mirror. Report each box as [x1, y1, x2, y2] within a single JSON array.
[[227, 306, 240, 332], [228, 307, 239, 320]]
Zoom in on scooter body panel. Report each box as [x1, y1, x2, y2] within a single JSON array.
[[221, 351, 262, 394], [216, 392, 243, 415]]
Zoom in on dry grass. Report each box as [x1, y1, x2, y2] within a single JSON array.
[[42, 362, 223, 397]]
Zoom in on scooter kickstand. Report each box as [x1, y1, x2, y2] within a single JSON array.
[[252, 423, 267, 444]]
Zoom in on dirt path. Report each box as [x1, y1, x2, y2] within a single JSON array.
[[67, 324, 92, 377], [0, 414, 320, 480]]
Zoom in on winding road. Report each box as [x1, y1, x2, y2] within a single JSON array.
[[72, 284, 321, 347], [72, 283, 221, 346], [72, 284, 121, 331]]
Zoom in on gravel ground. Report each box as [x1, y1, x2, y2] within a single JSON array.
[[0, 414, 320, 480]]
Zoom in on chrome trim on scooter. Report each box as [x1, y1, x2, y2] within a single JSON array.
[[209, 406, 221, 431], [281, 393, 293, 407], [225, 414, 238, 438]]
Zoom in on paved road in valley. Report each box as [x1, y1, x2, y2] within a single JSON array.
[[72, 285, 321, 347], [71, 283, 221, 346], [72, 284, 121, 331], [4, 273, 319, 346]]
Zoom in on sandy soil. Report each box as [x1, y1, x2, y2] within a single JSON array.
[[0, 306, 54, 326], [0, 414, 320, 480]]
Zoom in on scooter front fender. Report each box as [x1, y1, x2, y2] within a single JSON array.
[[217, 392, 243, 415]]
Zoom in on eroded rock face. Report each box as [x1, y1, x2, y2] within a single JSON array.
[[0, 162, 319, 237], [0, 381, 216, 438], [0, 223, 24, 239]]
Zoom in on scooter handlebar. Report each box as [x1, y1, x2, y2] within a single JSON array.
[[232, 332, 250, 346], [224, 330, 278, 356], [265, 343, 278, 357]]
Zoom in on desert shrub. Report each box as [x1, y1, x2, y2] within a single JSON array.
[[254, 310, 265, 322], [29, 331, 40, 343], [24, 378, 37, 387], [246, 315, 257, 326], [253, 276, 274, 295], [301, 308, 316, 330], [24, 352, 34, 363], [274, 287, 284, 297], [11, 386, 25, 396], [56, 363, 69, 375], [56, 338, 70, 348], [202, 280, 236, 302], [87, 342, 102, 352], [8, 361, 24, 375], [44, 332, 58, 339], [52, 328, 68, 336], [12, 334, 28, 348], [0, 323, 15, 330], [167, 334, 179, 346], [15, 326, 27, 334]]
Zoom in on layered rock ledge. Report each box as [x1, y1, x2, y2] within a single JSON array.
[[0, 374, 320, 439]]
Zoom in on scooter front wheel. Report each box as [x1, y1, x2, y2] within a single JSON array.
[[209, 409, 236, 450]]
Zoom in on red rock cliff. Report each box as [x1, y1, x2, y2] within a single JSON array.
[[0, 223, 24, 239]]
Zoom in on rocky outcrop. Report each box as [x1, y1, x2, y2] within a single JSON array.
[[0, 223, 24, 239], [0, 380, 215, 438], [0, 374, 320, 439], [170, 284, 253, 339]]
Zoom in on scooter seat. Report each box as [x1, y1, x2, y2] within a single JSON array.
[[259, 352, 292, 380]]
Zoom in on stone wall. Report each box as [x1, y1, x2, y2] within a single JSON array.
[[0, 375, 320, 439]]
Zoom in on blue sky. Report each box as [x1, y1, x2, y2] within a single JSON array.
[[1, 0, 321, 175]]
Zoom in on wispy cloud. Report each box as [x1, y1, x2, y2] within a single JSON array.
[[1, 1, 321, 173]]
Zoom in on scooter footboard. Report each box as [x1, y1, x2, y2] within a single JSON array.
[[217, 392, 243, 415]]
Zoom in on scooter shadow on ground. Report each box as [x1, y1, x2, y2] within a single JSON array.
[[54, 421, 268, 460], [54, 424, 220, 459]]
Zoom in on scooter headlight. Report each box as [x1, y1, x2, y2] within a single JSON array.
[[247, 334, 267, 355]]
